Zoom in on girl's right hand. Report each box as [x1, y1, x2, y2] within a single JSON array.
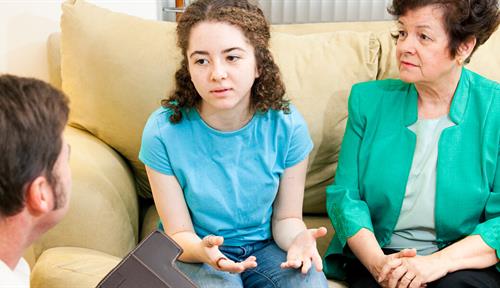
[[201, 235, 257, 273]]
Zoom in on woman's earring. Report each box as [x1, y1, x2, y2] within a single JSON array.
[[457, 57, 464, 66]]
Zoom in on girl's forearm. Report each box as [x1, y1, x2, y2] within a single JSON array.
[[171, 231, 209, 263], [272, 217, 306, 251]]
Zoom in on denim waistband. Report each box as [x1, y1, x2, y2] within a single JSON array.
[[219, 238, 273, 261]]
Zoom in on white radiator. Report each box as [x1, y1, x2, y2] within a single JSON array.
[[161, 0, 394, 23], [258, 0, 394, 23]]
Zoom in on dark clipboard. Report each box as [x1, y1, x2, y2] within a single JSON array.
[[96, 230, 197, 288]]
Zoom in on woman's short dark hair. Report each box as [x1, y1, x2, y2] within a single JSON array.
[[0, 75, 69, 217], [162, 0, 288, 123], [388, 0, 500, 63]]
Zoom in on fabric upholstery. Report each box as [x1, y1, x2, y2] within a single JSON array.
[[31, 247, 120, 288], [30, 127, 138, 261], [47, 33, 62, 89], [466, 31, 500, 81], [270, 31, 379, 212], [61, 0, 180, 199]]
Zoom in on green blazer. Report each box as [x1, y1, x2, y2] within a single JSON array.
[[324, 68, 500, 280]]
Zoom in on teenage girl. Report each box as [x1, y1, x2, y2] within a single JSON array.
[[139, 0, 328, 287]]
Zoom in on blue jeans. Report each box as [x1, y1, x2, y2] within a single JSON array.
[[176, 239, 328, 288]]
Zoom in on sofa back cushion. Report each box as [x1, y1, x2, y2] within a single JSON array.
[[270, 31, 378, 212], [61, 0, 180, 197], [461, 31, 500, 81], [272, 21, 500, 82], [271, 22, 398, 81]]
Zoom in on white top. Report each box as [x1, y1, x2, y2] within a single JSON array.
[[0, 258, 30, 288], [385, 115, 454, 255]]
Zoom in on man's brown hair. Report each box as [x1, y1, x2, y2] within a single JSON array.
[[0, 75, 69, 217]]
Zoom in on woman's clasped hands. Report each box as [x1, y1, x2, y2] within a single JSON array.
[[374, 249, 450, 288]]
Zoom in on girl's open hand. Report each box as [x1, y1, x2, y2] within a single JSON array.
[[280, 227, 327, 274], [201, 235, 257, 273]]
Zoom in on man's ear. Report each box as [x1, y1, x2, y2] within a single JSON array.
[[457, 36, 477, 61], [25, 176, 53, 215]]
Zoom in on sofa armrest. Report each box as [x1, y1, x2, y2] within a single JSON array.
[[28, 126, 139, 263]]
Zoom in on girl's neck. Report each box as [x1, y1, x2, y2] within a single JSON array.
[[198, 103, 254, 132]]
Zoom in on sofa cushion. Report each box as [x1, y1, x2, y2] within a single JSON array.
[[466, 30, 500, 82], [31, 247, 120, 288], [270, 31, 379, 212], [61, 0, 180, 198], [271, 21, 398, 81], [30, 127, 138, 261], [61, 1, 380, 212], [273, 21, 500, 83]]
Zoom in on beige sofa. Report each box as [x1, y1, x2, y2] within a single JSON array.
[[25, 0, 500, 287]]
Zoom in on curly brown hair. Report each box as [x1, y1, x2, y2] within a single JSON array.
[[388, 0, 500, 63], [162, 0, 288, 123]]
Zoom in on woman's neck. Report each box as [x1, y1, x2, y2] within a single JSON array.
[[415, 67, 462, 119]]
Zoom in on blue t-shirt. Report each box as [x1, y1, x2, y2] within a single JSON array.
[[139, 105, 313, 246]]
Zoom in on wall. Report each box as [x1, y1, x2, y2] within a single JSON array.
[[0, 1, 159, 82]]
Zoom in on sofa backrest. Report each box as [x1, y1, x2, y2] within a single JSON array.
[[54, 0, 500, 214]]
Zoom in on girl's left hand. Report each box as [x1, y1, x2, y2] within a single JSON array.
[[280, 227, 328, 274]]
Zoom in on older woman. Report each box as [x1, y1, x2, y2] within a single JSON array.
[[324, 0, 500, 287]]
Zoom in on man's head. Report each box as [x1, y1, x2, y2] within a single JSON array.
[[0, 74, 70, 227]]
